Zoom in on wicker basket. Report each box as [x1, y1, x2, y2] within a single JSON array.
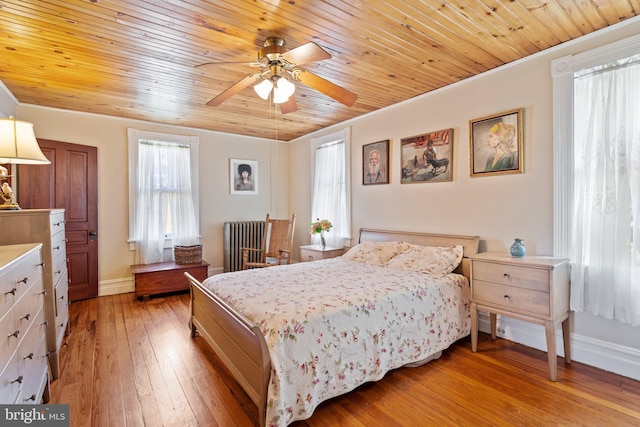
[[173, 244, 202, 264]]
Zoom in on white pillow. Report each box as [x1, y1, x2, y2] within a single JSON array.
[[342, 241, 410, 265], [386, 245, 464, 275]]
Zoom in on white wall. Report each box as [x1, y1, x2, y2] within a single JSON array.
[[289, 18, 640, 380], [10, 107, 290, 292]]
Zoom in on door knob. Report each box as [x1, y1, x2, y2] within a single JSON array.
[[89, 231, 97, 241]]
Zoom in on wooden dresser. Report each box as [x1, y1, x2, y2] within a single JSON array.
[[0, 209, 70, 380], [0, 243, 49, 404], [470, 252, 570, 381]]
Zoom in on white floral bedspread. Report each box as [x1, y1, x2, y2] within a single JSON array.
[[203, 258, 471, 426]]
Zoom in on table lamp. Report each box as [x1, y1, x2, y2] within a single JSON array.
[[0, 116, 51, 210]]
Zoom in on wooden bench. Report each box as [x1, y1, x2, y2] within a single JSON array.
[[131, 261, 209, 298]]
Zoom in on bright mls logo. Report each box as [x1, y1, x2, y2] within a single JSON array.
[[1, 405, 69, 426]]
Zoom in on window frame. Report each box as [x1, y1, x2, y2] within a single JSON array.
[[552, 33, 640, 258], [127, 128, 200, 249], [310, 127, 352, 245]]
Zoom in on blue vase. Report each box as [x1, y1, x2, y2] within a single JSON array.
[[510, 238, 526, 257]]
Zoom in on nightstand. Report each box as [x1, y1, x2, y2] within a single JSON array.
[[299, 245, 345, 262], [470, 252, 570, 381]]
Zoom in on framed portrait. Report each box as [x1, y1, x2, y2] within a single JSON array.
[[363, 139, 389, 185], [230, 158, 258, 195], [400, 128, 453, 183], [470, 108, 523, 177]]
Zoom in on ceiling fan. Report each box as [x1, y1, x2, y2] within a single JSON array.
[[197, 37, 358, 114]]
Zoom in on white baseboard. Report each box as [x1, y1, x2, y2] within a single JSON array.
[[478, 313, 640, 381], [98, 277, 134, 296]]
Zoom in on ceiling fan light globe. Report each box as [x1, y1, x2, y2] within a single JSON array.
[[254, 80, 273, 100], [277, 78, 296, 98], [272, 87, 290, 104]]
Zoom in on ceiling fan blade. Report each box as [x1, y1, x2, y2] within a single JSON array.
[[279, 96, 297, 114], [282, 42, 331, 66], [293, 68, 358, 107], [206, 73, 262, 106]]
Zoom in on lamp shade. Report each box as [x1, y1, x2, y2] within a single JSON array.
[[0, 116, 51, 164]]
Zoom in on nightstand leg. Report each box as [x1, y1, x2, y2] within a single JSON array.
[[545, 320, 558, 381], [471, 302, 478, 352], [490, 313, 497, 340], [562, 317, 571, 364]]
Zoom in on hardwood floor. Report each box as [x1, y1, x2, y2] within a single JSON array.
[[50, 293, 640, 427]]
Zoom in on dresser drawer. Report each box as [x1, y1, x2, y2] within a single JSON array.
[[17, 311, 48, 404], [0, 268, 16, 324], [473, 279, 550, 316], [0, 355, 21, 404], [50, 212, 66, 236], [11, 248, 42, 296], [0, 307, 18, 371], [54, 270, 69, 344], [51, 230, 67, 267], [472, 260, 550, 292]]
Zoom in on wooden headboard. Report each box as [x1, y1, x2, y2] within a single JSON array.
[[357, 228, 481, 279]]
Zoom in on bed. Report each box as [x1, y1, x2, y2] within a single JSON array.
[[185, 229, 480, 427]]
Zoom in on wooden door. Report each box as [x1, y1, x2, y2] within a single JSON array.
[[18, 139, 98, 301]]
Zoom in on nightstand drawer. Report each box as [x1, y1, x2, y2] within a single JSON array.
[[299, 245, 344, 262], [300, 248, 324, 261], [473, 280, 550, 316], [472, 260, 549, 292]]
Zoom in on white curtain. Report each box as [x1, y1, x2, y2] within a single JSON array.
[[311, 140, 349, 247], [571, 55, 640, 326], [135, 141, 199, 264]]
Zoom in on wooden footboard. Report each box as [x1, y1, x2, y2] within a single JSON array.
[[185, 272, 271, 427]]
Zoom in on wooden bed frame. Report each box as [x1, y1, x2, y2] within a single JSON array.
[[185, 229, 480, 427]]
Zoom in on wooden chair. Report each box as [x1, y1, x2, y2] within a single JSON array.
[[242, 214, 296, 270]]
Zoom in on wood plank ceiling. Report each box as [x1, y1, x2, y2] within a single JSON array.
[[1, 1, 638, 141]]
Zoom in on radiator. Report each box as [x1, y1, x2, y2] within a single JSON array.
[[223, 220, 265, 272]]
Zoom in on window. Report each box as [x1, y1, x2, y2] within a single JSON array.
[[553, 35, 640, 326], [310, 128, 351, 248], [128, 129, 200, 264]]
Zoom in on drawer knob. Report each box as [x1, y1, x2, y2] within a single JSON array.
[[8, 330, 20, 339], [40, 290, 47, 296], [20, 313, 31, 321], [503, 295, 511, 302], [18, 277, 28, 285], [11, 375, 23, 384], [5, 287, 17, 296], [53, 245, 60, 251], [24, 394, 36, 402], [38, 262, 45, 268], [23, 352, 34, 360], [503, 273, 510, 279], [41, 320, 49, 326]]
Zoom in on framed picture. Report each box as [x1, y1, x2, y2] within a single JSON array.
[[230, 158, 258, 195], [400, 128, 453, 183], [470, 108, 523, 177], [363, 139, 389, 185]]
